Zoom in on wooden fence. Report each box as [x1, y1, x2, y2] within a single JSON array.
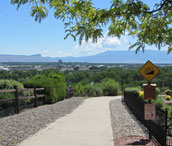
[[0, 86, 45, 114]]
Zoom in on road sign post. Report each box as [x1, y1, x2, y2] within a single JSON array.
[[138, 60, 160, 140], [147, 82, 153, 139], [143, 84, 156, 100], [144, 104, 156, 120]]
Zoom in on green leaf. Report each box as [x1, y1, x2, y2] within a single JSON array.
[[64, 33, 70, 40], [168, 48, 172, 54]]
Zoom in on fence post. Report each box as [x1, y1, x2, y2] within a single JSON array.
[[14, 85, 19, 114], [34, 87, 37, 108], [123, 90, 125, 102], [165, 108, 168, 146]]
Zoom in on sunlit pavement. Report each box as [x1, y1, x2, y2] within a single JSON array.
[[18, 96, 121, 146]]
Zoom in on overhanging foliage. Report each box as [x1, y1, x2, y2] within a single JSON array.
[[10, 0, 172, 53]]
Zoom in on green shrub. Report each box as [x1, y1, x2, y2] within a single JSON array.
[[152, 96, 165, 108], [74, 83, 103, 97], [23, 73, 66, 103], [124, 87, 141, 93], [124, 87, 140, 98], [156, 87, 160, 96], [160, 87, 169, 94], [82, 84, 103, 97], [74, 83, 84, 96], [100, 79, 120, 96], [165, 89, 171, 95], [74, 79, 120, 97], [124, 87, 160, 100], [0, 79, 24, 89], [0, 79, 24, 100]]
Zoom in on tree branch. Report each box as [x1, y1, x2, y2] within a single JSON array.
[[145, 0, 166, 14]]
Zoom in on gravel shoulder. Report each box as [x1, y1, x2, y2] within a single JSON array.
[[109, 99, 159, 145], [0, 97, 84, 146], [109, 98, 147, 141]]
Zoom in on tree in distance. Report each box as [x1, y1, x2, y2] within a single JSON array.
[[10, 0, 172, 53]]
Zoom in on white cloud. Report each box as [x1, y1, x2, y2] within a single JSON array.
[[101, 48, 113, 52], [73, 32, 129, 57], [73, 38, 104, 56], [42, 49, 49, 57], [104, 37, 121, 46], [57, 51, 73, 57]]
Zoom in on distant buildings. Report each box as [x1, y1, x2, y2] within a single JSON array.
[[0, 62, 172, 72], [0, 66, 9, 71], [60, 66, 74, 72], [58, 59, 63, 64]]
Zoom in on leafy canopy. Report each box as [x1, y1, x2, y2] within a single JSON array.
[[10, 0, 172, 53]]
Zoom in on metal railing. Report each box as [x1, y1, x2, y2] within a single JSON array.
[[124, 91, 168, 146]]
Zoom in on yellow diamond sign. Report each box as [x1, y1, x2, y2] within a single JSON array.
[[139, 60, 160, 82]]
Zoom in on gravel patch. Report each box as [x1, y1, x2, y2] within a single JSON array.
[[0, 97, 84, 146], [109, 99, 146, 139]]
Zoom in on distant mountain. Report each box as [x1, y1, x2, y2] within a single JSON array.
[[0, 54, 55, 62], [59, 50, 172, 63], [0, 50, 171, 63]]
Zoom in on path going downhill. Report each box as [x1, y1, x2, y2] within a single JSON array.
[[18, 96, 120, 146]]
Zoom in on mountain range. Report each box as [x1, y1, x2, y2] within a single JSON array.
[[0, 50, 171, 63]]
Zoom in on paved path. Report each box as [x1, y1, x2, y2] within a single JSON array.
[[18, 96, 120, 146]]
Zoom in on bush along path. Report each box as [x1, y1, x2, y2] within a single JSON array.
[[0, 97, 84, 146]]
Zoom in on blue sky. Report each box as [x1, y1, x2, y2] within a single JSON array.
[[0, 0, 167, 57]]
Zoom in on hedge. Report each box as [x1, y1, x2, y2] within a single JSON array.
[[74, 79, 120, 97], [0, 79, 24, 100], [23, 73, 66, 103]]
